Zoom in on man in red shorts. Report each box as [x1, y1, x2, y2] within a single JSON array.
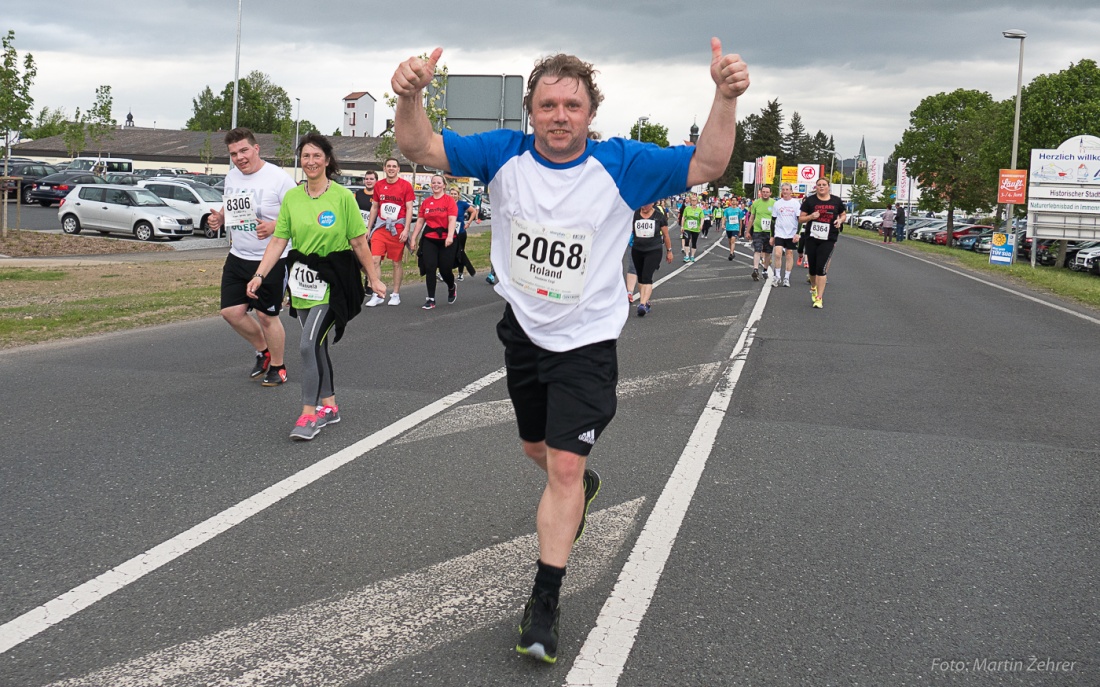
[[365, 157, 415, 306]]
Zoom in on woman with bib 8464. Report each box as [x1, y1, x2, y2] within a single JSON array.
[[246, 133, 387, 440]]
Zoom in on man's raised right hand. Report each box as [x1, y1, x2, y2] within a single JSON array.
[[391, 47, 443, 97]]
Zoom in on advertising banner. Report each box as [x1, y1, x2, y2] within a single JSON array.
[[867, 156, 885, 187], [797, 164, 821, 186], [896, 159, 910, 202], [989, 232, 1014, 265], [781, 166, 798, 184], [763, 156, 777, 185], [997, 169, 1028, 203], [742, 161, 755, 185]]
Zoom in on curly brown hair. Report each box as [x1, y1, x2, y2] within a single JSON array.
[[524, 54, 604, 115]]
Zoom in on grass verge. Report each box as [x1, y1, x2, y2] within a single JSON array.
[[0, 232, 494, 350]]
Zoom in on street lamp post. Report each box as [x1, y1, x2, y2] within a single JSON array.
[[231, 0, 242, 131], [292, 97, 301, 182], [1003, 28, 1026, 265], [636, 115, 648, 142]]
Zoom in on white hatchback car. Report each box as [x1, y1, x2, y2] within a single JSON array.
[[58, 184, 194, 241], [140, 179, 224, 238]]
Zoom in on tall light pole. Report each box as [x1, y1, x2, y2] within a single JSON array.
[[636, 115, 648, 142], [292, 97, 301, 182], [231, 0, 242, 131], [1003, 28, 1026, 265]]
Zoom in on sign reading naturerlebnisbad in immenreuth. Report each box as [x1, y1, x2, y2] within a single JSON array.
[[1027, 135, 1100, 241]]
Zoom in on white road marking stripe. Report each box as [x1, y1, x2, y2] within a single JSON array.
[[565, 274, 774, 687], [47, 499, 645, 687], [395, 363, 723, 446], [870, 240, 1100, 326], [0, 368, 508, 655]]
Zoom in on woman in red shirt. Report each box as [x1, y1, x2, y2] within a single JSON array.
[[411, 174, 458, 309]]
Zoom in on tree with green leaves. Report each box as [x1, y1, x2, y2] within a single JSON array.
[[782, 111, 812, 165], [199, 132, 213, 174], [896, 89, 999, 236], [745, 99, 783, 164], [1, 30, 37, 235], [185, 71, 292, 134], [24, 105, 67, 141], [848, 168, 877, 214], [331, 128, 342, 136], [63, 108, 86, 159], [86, 85, 116, 160], [628, 120, 669, 147]]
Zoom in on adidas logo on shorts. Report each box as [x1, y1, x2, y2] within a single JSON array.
[[577, 429, 596, 445]]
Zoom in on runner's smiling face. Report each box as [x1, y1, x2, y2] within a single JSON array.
[[384, 159, 400, 182], [228, 139, 261, 175], [300, 143, 327, 182], [531, 76, 595, 164], [815, 179, 831, 199]]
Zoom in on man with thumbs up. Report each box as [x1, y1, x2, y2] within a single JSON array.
[[392, 40, 749, 664]]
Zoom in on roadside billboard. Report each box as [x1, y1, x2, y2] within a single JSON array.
[[867, 156, 885, 187], [781, 166, 798, 184], [742, 161, 755, 185], [1026, 135, 1100, 241], [896, 159, 910, 202]]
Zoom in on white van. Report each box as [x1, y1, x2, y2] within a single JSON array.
[[67, 157, 134, 174]]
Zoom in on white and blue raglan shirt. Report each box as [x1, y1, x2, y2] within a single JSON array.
[[443, 128, 694, 352]]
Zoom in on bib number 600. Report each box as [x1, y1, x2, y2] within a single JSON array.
[[514, 232, 583, 270]]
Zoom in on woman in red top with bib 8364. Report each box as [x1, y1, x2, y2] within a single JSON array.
[[411, 174, 459, 309]]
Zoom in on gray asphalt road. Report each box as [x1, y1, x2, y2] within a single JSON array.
[[0, 235, 1096, 686]]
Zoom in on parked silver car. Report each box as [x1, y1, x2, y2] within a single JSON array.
[[58, 184, 194, 241]]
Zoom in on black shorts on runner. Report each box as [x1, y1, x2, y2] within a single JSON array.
[[774, 237, 798, 250], [751, 233, 770, 253], [220, 253, 288, 314], [805, 237, 836, 276], [631, 247, 662, 285], [725, 229, 738, 239], [496, 304, 618, 457]]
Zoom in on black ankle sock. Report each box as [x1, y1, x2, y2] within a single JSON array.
[[270, 364, 285, 371], [533, 560, 566, 599]]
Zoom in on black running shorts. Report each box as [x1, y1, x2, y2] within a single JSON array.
[[631, 247, 662, 285], [805, 237, 836, 276], [221, 253, 288, 315], [496, 304, 618, 457], [774, 237, 798, 250]]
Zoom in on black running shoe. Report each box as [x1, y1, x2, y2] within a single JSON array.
[[447, 283, 457, 304], [574, 468, 602, 542], [422, 298, 436, 310], [516, 592, 560, 664], [250, 351, 271, 379], [261, 366, 287, 387]]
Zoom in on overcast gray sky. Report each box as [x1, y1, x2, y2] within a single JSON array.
[[9, 1, 1100, 159]]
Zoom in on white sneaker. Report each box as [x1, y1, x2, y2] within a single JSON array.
[[365, 294, 385, 307], [782, 277, 791, 287], [771, 276, 780, 288], [388, 293, 401, 306]]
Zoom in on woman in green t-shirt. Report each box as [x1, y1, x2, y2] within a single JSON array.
[[247, 133, 387, 441]]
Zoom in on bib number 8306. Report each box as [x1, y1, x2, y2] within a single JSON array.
[[514, 232, 584, 270], [225, 196, 252, 212]]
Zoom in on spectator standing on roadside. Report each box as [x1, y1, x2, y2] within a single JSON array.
[[208, 127, 297, 387], [880, 204, 895, 243], [895, 204, 906, 241], [391, 38, 749, 664]]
